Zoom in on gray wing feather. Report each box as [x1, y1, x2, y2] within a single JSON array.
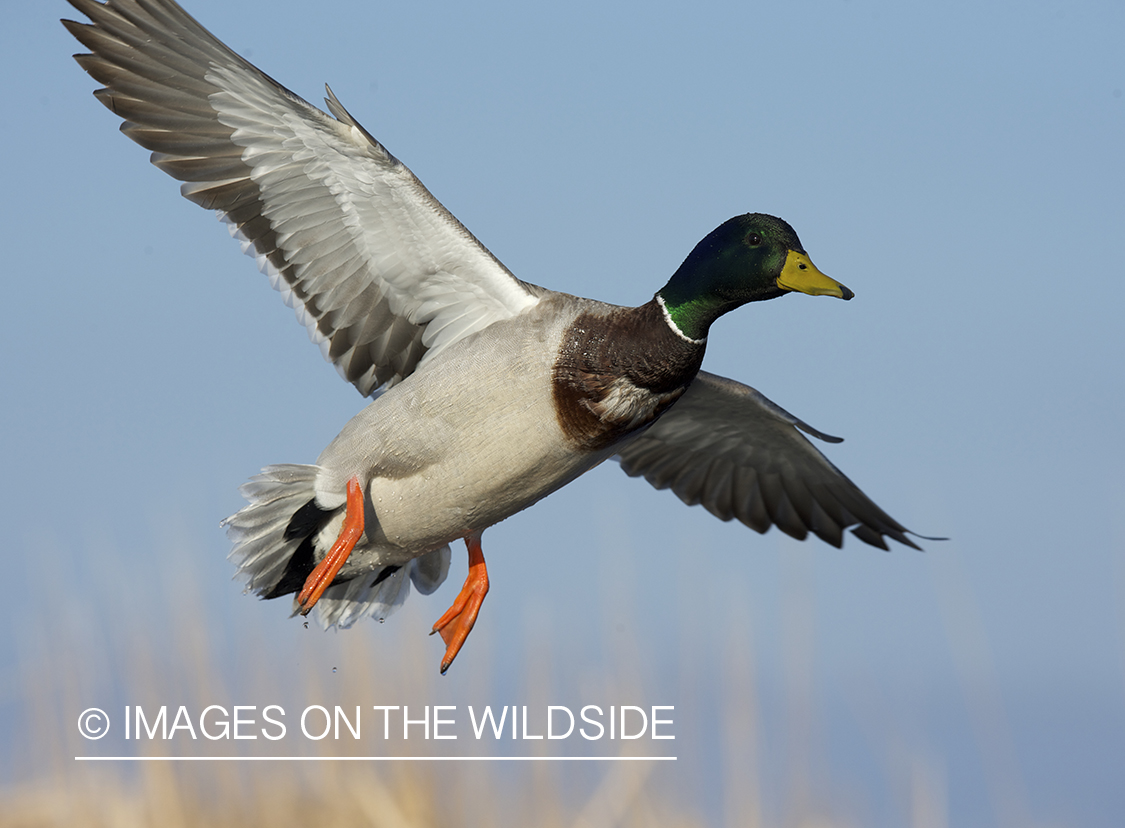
[[64, 0, 539, 396], [615, 371, 923, 550]]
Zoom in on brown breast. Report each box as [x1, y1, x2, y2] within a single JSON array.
[[551, 299, 706, 452]]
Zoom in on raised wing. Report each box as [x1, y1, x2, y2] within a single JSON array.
[[63, 0, 540, 395], [615, 371, 925, 550]]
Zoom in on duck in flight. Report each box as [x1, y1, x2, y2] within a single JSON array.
[[64, 0, 930, 673]]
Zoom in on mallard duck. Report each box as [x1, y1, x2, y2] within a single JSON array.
[[65, 0, 928, 673]]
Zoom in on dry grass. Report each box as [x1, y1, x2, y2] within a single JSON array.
[[2, 575, 710, 828], [0, 535, 974, 828]]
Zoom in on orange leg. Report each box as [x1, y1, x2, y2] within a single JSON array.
[[297, 476, 364, 615], [430, 532, 490, 674]]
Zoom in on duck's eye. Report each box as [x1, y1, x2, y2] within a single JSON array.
[[747, 233, 762, 246]]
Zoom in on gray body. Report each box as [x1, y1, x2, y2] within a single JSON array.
[[316, 295, 624, 575]]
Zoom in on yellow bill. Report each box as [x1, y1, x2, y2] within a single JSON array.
[[777, 250, 854, 300]]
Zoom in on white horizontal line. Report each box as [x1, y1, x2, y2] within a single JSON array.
[[76, 756, 676, 762]]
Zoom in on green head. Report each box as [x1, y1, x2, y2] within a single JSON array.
[[657, 213, 852, 341]]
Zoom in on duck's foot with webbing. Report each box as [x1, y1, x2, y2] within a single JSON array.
[[297, 475, 365, 614], [431, 531, 490, 674]]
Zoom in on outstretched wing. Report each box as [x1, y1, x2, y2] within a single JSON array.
[[615, 371, 925, 550], [63, 0, 540, 395]]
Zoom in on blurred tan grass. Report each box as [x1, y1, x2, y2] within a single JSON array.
[[0, 530, 986, 828], [2, 566, 706, 828]]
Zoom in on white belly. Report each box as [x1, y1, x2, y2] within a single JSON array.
[[312, 298, 614, 564]]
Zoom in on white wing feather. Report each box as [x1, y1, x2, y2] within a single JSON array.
[[66, 0, 539, 395]]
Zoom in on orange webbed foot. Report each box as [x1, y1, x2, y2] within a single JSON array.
[[430, 532, 490, 674], [296, 476, 364, 614]]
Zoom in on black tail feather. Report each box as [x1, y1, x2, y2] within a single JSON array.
[[264, 498, 334, 599]]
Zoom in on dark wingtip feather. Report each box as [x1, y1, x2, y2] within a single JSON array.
[[850, 524, 892, 551]]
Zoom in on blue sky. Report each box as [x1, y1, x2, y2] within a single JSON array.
[[3, 0, 1123, 824]]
